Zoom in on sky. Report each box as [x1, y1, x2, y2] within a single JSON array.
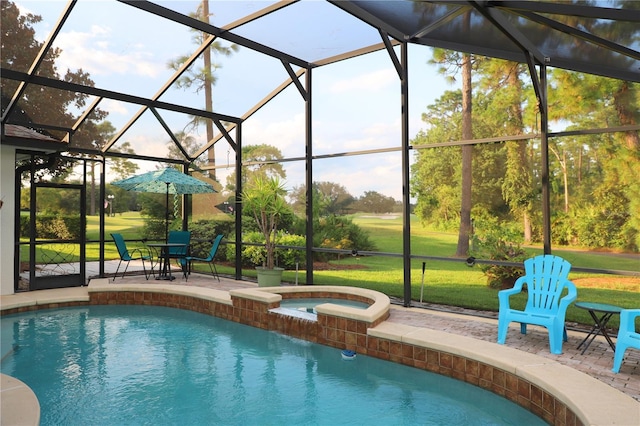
[[15, 1, 455, 201]]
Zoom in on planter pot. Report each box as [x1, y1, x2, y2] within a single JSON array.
[[256, 266, 284, 287]]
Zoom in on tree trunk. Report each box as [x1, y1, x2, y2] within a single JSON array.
[[202, 0, 216, 181], [508, 66, 531, 244], [563, 151, 569, 213], [523, 211, 532, 243], [90, 161, 96, 216], [550, 146, 570, 213], [614, 81, 640, 150], [456, 51, 473, 257]]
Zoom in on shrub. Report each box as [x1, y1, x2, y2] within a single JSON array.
[[551, 211, 577, 246], [188, 219, 234, 260], [22, 214, 83, 240], [19, 215, 29, 237], [142, 218, 165, 241], [277, 233, 306, 268], [291, 215, 376, 261], [226, 231, 305, 269], [471, 219, 527, 289]]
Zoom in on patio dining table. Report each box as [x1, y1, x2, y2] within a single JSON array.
[[147, 243, 187, 281]]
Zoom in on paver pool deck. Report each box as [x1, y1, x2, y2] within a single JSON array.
[[3, 265, 639, 425]]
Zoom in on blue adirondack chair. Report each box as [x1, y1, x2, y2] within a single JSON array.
[[111, 233, 154, 280], [184, 234, 223, 282], [497, 254, 577, 354], [612, 309, 640, 373]]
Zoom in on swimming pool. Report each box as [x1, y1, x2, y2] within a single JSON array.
[[1, 305, 544, 425]]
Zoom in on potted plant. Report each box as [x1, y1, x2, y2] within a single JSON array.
[[242, 175, 291, 286]]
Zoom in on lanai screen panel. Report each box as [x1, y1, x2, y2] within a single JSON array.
[[341, 0, 640, 82]]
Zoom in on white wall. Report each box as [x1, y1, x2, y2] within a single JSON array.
[[0, 145, 16, 295]]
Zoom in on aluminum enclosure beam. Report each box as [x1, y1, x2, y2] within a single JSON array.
[[118, 0, 310, 69], [400, 42, 412, 307], [1, 69, 242, 125]]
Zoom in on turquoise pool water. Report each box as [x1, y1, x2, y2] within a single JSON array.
[[1, 306, 545, 425]]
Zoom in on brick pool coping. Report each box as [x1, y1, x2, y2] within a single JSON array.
[[1, 281, 638, 426]]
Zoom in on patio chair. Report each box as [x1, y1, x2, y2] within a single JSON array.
[[497, 254, 577, 354], [111, 233, 154, 280], [184, 234, 223, 282], [167, 230, 191, 274], [612, 309, 640, 373]]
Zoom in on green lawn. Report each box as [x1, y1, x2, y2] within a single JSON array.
[[20, 212, 151, 263], [88, 212, 152, 260], [22, 212, 640, 327], [306, 214, 639, 328]]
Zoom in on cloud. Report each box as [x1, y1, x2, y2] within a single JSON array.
[[311, 116, 400, 154], [315, 157, 402, 200], [237, 110, 406, 199], [14, 2, 35, 16], [121, 133, 168, 158], [243, 113, 306, 155], [54, 26, 161, 78], [101, 99, 129, 115], [329, 69, 396, 94]]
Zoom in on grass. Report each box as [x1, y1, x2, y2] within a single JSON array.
[[21, 212, 154, 263], [22, 212, 640, 327], [307, 214, 640, 328]]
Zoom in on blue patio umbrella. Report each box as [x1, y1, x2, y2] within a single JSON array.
[[112, 167, 216, 241]]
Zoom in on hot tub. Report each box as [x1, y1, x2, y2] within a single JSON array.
[[280, 297, 369, 314]]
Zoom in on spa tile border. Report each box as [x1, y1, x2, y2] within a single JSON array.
[[366, 330, 571, 425]]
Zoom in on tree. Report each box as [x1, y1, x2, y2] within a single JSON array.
[[544, 7, 639, 248], [290, 181, 354, 216], [2, 1, 108, 185], [431, 34, 475, 256], [242, 176, 291, 270], [106, 141, 140, 215], [167, 0, 239, 181], [354, 191, 397, 214], [1, 4, 101, 135], [225, 144, 286, 193], [315, 181, 355, 215], [77, 121, 140, 215], [412, 66, 536, 243], [549, 71, 640, 249], [79, 121, 113, 215], [457, 51, 473, 257], [411, 91, 463, 226], [108, 141, 139, 181], [476, 59, 535, 242], [165, 131, 207, 170], [413, 57, 639, 252]]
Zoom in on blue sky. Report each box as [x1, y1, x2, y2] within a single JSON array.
[[17, 1, 455, 201]]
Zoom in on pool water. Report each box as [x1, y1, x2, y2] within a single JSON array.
[[279, 297, 369, 313], [1, 306, 545, 425]]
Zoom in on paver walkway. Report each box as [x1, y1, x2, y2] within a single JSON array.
[[386, 302, 640, 401], [20, 260, 640, 403]]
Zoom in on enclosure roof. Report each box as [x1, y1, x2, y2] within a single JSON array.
[[333, 1, 639, 82], [1, 0, 639, 159]]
